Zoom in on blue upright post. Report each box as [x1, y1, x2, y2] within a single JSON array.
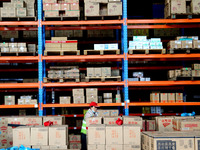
[[38, 0, 43, 116], [122, 0, 129, 116]]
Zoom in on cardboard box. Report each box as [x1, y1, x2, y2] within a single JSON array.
[[43, 116, 65, 125], [5, 96, 15, 105], [73, 88, 84, 97], [69, 134, 81, 143], [101, 67, 111, 77], [104, 117, 122, 125], [13, 127, 31, 146], [108, 2, 122, 16], [70, 3, 79, 10], [104, 99, 112, 103], [98, 110, 110, 117], [51, 37, 68, 41], [86, 88, 98, 96], [192, 70, 200, 77], [192, 63, 200, 70], [31, 126, 48, 145], [106, 145, 123, 150], [94, 68, 102, 77], [49, 125, 68, 145], [193, 40, 200, 48], [18, 99, 25, 105], [73, 96, 85, 104], [160, 93, 168, 103], [44, 10, 59, 17], [123, 116, 143, 129], [191, 0, 200, 13], [69, 143, 81, 149], [87, 68, 95, 77], [43, 3, 51, 10], [146, 120, 156, 131], [168, 93, 175, 103], [88, 145, 105, 150], [30, 99, 37, 105], [176, 93, 183, 103], [51, 3, 60, 10], [85, 2, 99, 16], [104, 93, 112, 99], [182, 40, 193, 48], [123, 125, 141, 149], [110, 109, 119, 117], [86, 95, 98, 103], [65, 10, 80, 17], [156, 117, 174, 132], [59, 96, 71, 104], [115, 94, 121, 103], [106, 126, 123, 145], [24, 116, 42, 126], [150, 93, 159, 103], [167, 40, 182, 49], [170, 0, 186, 14], [86, 117, 102, 126], [61, 3, 70, 10], [43, 0, 57, 3], [88, 124, 105, 145], [17, 8, 26, 17]]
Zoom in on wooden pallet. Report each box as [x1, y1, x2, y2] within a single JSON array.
[[84, 49, 120, 55], [43, 77, 80, 83], [85, 15, 121, 20], [166, 13, 200, 19], [85, 76, 121, 82], [129, 49, 166, 54], [1, 16, 37, 21], [168, 48, 200, 54], [44, 50, 80, 56], [168, 76, 200, 81], [44, 16, 80, 21], [0, 52, 36, 56]]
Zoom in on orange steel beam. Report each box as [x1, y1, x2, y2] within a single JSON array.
[[46, 26, 122, 30], [43, 55, 123, 62], [0, 83, 38, 89], [127, 19, 200, 24], [0, 69, 38, 72], [0, 21, 38, 26], [128, 102, 200, 106], [0, 105, 37, 108], [42, 20, 123, 25], [43, 81, 124, 87], [129, 81, 200, 86], [0, 56, 38, 63], [128, 24, 200, 29]]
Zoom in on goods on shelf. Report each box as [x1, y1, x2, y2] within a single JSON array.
[[173, 118, 200, 131], [146, 120, 156, 131], [128, 72, 151, 81], [73, 88, 85, 104], [150, 92, 183, 103], [43, 0, 80, 18], [98, 109, 119, 117], [18, 95, 37, 105], [84, 0, 122, 17], [1, 0, 35, 18], [165, 0, 200, 18], [104, 93, 112, 103], [150, 106, 162, 114], [86, 88, 98, 103], [43, 116, 65, 125]]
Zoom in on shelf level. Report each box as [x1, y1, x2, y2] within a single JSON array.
[[127, 19, 200, 24], [0, 21, 37, 26], [0, 83, 38, 89], [128, 81, 200, 86], [0, 105, 38, 109], [128, 102, 200, 106], [0, 56, 38, 63]]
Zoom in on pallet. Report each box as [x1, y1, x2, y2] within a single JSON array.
[[44, 16, 80, 21], [0, 52, 36, 56], [43, 77, 80, 83], [169, 76, 200, 81], [84, 49, 120, 55], [85, 15, 121, 20], [167, 13, 200, 19], [128, 49, 166, 54], [168, 48, 200, 54], [44, 50, 80, 56], [85, 76, 121, 82], [1, 16, 37, 21]]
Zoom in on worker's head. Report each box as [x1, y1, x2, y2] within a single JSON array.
[[89, 102, 99, 112]]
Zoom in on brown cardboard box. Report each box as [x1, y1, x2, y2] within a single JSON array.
[[51, 37, 68, 41], [182, 40, 193, 48], [43, 116, 65, 125], [88, 124, 105, 145], [18, 99, 25, 105], [167, 40, 182, 49], [192, 64, 200, 70], [49, 125, 68, 145], [108, 2, 122, 16], [45, 42, 61, 48], [70, 3, 79, 10], [85, 2, 99, 16], [156, 117, 174, 132], [43, 0, 57, 3], [176, 93, 183, 103], [73, 96, 85, 104], [86, 117, 102, 126], [115, 94, 121, 103], [150, 93, 159, 103], [5, 96, 15, 105], [192, 70, 200, 77], [193, 40, 200, 48], [168, 93, 175, 103], [104, 117, 122, 125], [191, 0, 200, 13], [13, 127, 31, 146], [102, 67, 111, 77], [17, 8, 26, 17], [98, 110, 110, 117], [103, 93, 112, 99], [110, 109, 119, 116], [146, 120, 156, 131], [31, 126, 48, 145], [69, 134, 81, 143], [104, 99, 112, 103], [123, 125, 141, 149], [30, 99, 37, 105], [170, 0, 186, 14], [65, 10, 80, 17], [69, 143, 81, 149], [160, 93, 168, 103], [51, 4, 61, 10], [73, 88, 84, 97], [8, 117, 24, 125], [61, 3, 70, 10], [59, 96, 71, 104], [106, 125, 123, 145], [43, 3, 52, 10], [106, 145, 123, 150], [88, 145, 105, 150], [86, 88, 98, 96], [87, 68, 95, 77], [86, 95, 98, 103], [44, 10, 59, 17], [24, 116, 42, 126], [94, 68, 102, 77], [175, 69, 181, 77], [123, 116, 143, 129]]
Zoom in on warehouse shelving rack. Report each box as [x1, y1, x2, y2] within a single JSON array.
[[1, 0, 200, 117]]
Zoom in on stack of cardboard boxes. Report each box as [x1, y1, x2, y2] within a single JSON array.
[[84, 0, 122, 17], [73, 88, 85, 104], [86, 88, 98, 103], [167, 36, 200, 49], [150, 92, 184, 103], [98, 109, 119, 117], [43, 0, 80, 18], [87, 67, 118, 77], [103, 93, 112, 103], [128, 36, 163, 50], [5, 95, 37, 105], [69, 135, 81, 149], [45, 37, 78, 52], [1, 0, 35, 18], [165, 0, 200, 18], [192, 64, 200, 77]]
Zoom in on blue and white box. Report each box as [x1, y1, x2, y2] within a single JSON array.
[[94, 44, 105, 50]]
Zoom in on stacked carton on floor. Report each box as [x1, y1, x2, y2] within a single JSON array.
[[69, 135, 81, 149]]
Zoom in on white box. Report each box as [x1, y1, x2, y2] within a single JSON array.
[[133, 36, 147, 41], [104, 44, 118, 50], [94, 44, 105, 50]]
